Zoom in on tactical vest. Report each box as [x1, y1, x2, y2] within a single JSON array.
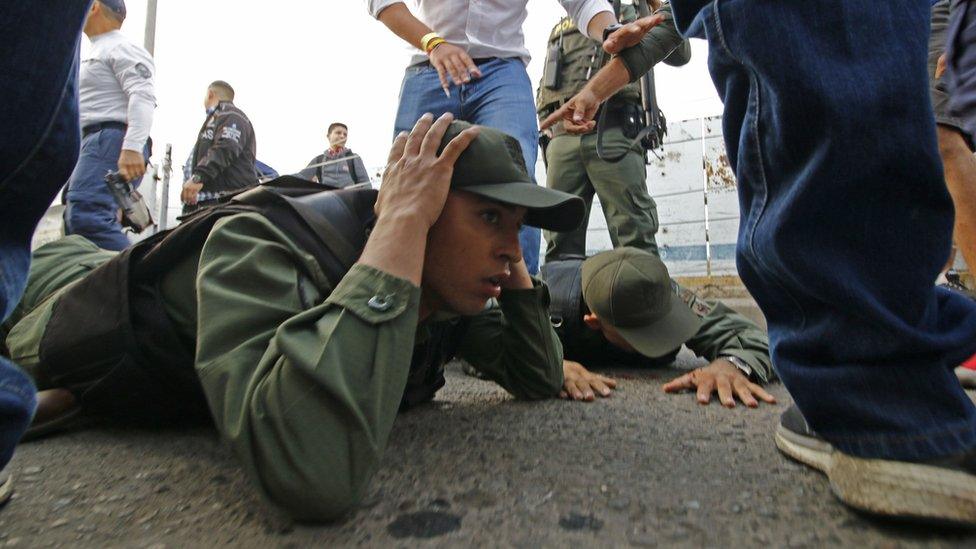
[[37, 176, 468, 423], [536, 3, 642, 117], [540, 257, 679, 367]]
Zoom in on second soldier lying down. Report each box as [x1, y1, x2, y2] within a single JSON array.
[[540, 247, 777, 407]]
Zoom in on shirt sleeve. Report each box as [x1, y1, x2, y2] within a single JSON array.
[[559, 0, 615, 39], [194, 213, 422, 521], [367, 0, 405, 19], [456, 279, 564, 399], [297, 154, 323, 181], [617, 3, 690, 82], [192, 112, 249, 185], [674, 282, 776, 384], [107, 43, 156, 152]]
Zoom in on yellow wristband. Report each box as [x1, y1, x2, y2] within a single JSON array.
[[425, 37, 447, 54], [420, 32, 441, 52]]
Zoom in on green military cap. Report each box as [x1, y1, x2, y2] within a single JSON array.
[[581, 247, 702, 357], [438, 121, 585, 232]]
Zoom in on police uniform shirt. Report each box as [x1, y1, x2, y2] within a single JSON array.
[[79, 30, 156, 152]]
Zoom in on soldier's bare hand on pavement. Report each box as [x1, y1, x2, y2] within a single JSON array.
[[539, 89, 600, 133], [377, 112, 480, 229], [429, 43, 483, 89], [560, 360, 617, 401], [662, 359, 776, 409], [602, 14, 665, 55], [118, 149, 146, 182]]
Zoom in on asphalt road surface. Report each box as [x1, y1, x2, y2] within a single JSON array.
[[2, 355, 975, 547]]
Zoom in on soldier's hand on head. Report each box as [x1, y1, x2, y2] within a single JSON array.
[[560, 360, 617, 402], [118, 149, 147, 182], [662, 359, 777, 409], [539, 89, 600, 134], [376, 112, 480, 230], [429, 42, 483, 89], [602, 14, 665, 55]]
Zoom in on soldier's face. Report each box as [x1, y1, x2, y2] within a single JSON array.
[[422, 191, 526, 316]]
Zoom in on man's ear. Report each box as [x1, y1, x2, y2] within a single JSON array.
[[582, 313, 602, 331]]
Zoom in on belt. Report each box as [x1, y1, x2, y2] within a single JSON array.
[[82, 121, 127, 138], [414, 56, 501, 69]]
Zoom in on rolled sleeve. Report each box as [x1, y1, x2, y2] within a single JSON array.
[[367, 0, 404, 19], [561, 0, 615, 39]]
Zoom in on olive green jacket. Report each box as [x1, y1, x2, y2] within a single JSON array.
[[5, 213, 564, 521]]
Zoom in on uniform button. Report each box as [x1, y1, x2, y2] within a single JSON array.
[[367, 295, 393, 312]]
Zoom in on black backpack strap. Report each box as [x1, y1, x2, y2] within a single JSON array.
[[345, 151, 360, 183], [538, 256, 586, 344]]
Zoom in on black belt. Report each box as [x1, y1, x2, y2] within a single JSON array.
[[414, 56, 500, 69], [82, 121, 127, 138]]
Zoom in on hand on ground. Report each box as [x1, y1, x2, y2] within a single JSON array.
[[560, 360, 617, 401], [662, 359, 776, 408]]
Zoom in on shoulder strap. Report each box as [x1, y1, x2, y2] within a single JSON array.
[[344, 151, 359, 183], [538, 257, 586, 342]]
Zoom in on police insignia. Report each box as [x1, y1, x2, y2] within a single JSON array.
[[134, 63, 152, 79]]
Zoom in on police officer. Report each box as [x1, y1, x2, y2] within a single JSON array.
[[181, 81, 258, 214], [64, 0, 155, 251], [4, 117, 585, 522], [541, 247, 777, 406], [536, 0, 688, 261]]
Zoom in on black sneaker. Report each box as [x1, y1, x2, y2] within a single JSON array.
[[775, 404, 976, 526]]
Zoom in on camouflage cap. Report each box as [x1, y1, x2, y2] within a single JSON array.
[[437, 121, 584, 232], [582, 247, 702, 358]]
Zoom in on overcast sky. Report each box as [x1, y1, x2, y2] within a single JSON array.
[[96, 0, 721, 180]]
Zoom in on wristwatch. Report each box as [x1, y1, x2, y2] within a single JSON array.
[[721, 355, 752, 379], [602, 23, 624, 42]]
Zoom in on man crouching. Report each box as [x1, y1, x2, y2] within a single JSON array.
[[2, 114, 584, 521]]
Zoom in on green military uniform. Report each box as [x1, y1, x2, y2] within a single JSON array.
[[541, 252, 774, 383], [3, 123, 583, 522], [536, 1, 690, 262], [5, 221, 562, 521]]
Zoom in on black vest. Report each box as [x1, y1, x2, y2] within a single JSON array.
[[38, 176, 467, 423]]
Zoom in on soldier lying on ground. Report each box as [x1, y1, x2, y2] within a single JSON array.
[[541, 248, 777, 407], [1, 115, 585, 522]]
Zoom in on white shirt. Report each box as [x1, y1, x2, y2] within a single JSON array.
[[367, 0, 613, 66], [79, 30, 156, 152]]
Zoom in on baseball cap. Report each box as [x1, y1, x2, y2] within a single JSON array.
[[438, 121, 584, 232], [581, 247, 702, 357], [99, 0, 126, 21]]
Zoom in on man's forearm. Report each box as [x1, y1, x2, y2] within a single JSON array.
[[586, 10, 617, 41], [358, 212, 428, 286], [122, 94, 154, 152], [376, 2, 433, 50]]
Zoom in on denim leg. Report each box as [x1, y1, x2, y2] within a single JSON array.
[[696, 0, 976, 460], [393, 63, 462, 135], [461, 59, 543, 274], [64, 127, 138, 251], [0, 0, 93, 470]]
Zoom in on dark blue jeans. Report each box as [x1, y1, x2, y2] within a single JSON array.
[[394, 57, 543, 274], [672, 0, 976, 460], [0, 0, 92, 470], [64, 127, 148, 251]]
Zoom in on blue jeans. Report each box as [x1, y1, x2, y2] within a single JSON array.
[[0, 0, 92, 470], [672, 0, 976, 460], [394, 57, 542, 274], [64, 127, 147, 251]]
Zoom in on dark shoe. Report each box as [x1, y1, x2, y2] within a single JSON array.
[[775, 404, 976, 526], [22, 388, 82, 441], [939, 271, 976, 301]]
